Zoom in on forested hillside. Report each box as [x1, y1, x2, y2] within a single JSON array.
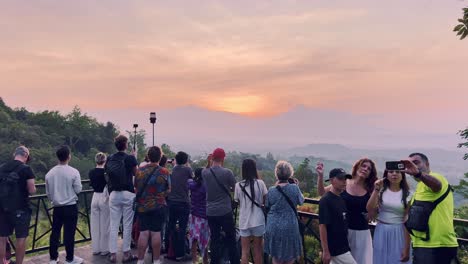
[[0, 98, 118, 181]]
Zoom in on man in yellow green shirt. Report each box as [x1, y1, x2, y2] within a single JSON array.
[[402, 153, 458, 264]]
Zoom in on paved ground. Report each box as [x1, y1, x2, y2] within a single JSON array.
[[23, 243, 188, 264]]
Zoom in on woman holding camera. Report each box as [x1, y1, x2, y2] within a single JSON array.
[[317, 158, 377, 264], [264, 161, 304, 264], [366, 169, 412, 264]]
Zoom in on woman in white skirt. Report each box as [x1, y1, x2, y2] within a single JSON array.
[[89, 152, 110, 256], [318, 158, 377, 264], [367, 169, 412, 264]]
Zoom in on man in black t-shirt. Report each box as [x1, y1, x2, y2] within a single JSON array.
[[319, 168, 356, 264], [0, 146, 36, 264], [166, 151, 193, 260], [106, 135, 138, 263]]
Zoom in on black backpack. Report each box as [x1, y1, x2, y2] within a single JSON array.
[[0, 162, 26, 212], [105, 154, 128, 191]]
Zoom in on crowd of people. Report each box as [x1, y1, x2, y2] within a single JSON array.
[[0, 134, 461, 264]]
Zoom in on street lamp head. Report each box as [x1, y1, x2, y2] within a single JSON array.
[[133, 124, 138, 129], [150, 112, 157, 124]]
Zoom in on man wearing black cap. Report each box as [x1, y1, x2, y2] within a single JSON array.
[[319, 168, 356, 264], [0, 146, 36, 264]]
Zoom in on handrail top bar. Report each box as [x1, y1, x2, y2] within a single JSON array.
[[35, 180, 90, 188], [30, 189, 94, 199], [302, 198, 468, 224]]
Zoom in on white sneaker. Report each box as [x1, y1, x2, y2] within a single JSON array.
[[65, 256, 84, 264], [153, 260, 161, 264], [137, 260, 145, 264], [49, 260, 60, 264]]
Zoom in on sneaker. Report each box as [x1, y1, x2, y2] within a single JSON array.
[[49, 259, 60, 264], [153, 260, 161, 264], [92, 252, 101, 255], [65, 256, 84, 264], [100, 251, 110, 256]]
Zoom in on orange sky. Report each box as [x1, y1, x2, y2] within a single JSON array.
[[1, 1, 468, 139]]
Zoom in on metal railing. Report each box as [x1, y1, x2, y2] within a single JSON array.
[[9, 180, 93, 255], [298, 198, 468, 264], [9, 185, 468, 261]]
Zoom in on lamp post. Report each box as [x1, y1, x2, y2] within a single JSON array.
[[150, 112, 157, 146], [132, 124, 138, 152]]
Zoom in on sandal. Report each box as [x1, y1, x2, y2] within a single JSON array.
[[108, 253, 117, 263], [123, 252, 138, 263]]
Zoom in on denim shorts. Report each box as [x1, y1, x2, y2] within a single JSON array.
[[0, 208, 32, 238], [240, 225, 265, 237]]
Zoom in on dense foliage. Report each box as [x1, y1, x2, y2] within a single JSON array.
[[454, 7, 468, 40], [0, 98, 120, 182]]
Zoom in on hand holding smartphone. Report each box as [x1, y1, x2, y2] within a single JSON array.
[[385, 161, 405, 171]]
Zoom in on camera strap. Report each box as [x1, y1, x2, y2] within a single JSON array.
[[209, 168, 234, 203]]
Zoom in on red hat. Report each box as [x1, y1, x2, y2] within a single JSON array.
[[212, 148, 226, 160]]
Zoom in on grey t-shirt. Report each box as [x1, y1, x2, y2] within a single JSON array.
[[168, 165, 193, 204], [202, 166, 236, 216]]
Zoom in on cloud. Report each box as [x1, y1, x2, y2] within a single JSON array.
[[0, 0, 467, 134]]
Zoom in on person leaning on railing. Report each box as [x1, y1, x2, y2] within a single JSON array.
[[0, 146, 36, 264]]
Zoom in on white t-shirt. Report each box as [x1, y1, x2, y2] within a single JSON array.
[[377, 189, 412, 224], [234, 179, 268, 230]]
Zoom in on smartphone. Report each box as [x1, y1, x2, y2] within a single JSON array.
[[386, 161, 405, 171]]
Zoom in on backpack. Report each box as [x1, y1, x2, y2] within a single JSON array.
[[0, 162, 25, 212], [105, 154, 128, 191]]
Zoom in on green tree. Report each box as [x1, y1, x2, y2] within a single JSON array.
[[294, 158, 318, 197], [454, 7, 468, 40], [0, 99, 120, 182], [458, 127, 468, 160], [126, 129, 147, 162], [161, 143, 176, 158], [454, 128, 468, 197], [454, 204, 468, 263]]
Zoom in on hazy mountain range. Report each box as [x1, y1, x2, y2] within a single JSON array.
[[93, 104, 465, 151], [285, 143, 467, 184], [91, 105, 467, 183]]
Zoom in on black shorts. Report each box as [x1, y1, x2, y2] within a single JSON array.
[[413, 247, 458, 264], [138, 208, 166, 232], [0, 207, 32, 238]]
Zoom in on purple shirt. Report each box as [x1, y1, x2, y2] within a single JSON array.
[[188, 179, 207, 219]]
